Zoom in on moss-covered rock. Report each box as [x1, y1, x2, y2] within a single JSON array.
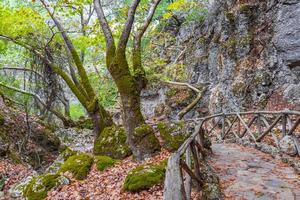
[[132, 124, 161, 157], [61, 147, 77, 161], [23, 174, 60, 200], [94, 126, 132, 159], [157, 122, 188, 152], [95, 156, 116, 171], [123, 160, 167, 192], [59, 153, 93, 180]]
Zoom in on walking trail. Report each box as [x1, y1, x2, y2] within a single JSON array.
[[210, 143, 300, 200]]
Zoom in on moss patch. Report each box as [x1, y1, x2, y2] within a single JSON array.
[[61, 147, 77, 161], [59, 153, 93, 180], [123, 160, 167, 192], [76, 117, 93, 130], [225, 11, 235, 23], [95, 156, 116, 171], [132, 124, 160, 156], [94, 126, 132, 159], [157, 122, 188, 152], [23, 174, 60, 200]]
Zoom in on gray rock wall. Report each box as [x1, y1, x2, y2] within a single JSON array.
[[167, 0, 300, 115]]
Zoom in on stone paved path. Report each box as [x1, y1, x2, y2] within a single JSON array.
[[210, 143, 300, 200]]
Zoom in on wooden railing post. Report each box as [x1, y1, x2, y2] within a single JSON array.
[[257, 114, 262, 136], [221, 114, 226, 139], [163, 154, 185, 200], [184, 146, 192, 200], [282, 114, 287, 136], [191, 142, 201, 191]]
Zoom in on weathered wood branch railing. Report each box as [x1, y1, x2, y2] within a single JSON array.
[[163, 110, 300, 200]]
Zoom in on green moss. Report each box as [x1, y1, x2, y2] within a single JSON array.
[[23, 174, 60, 200], [240, 4, 252, 15], [95, 156, 116, 171], [133, 124, 160, 154], [59, 153, 93, 180], [223, 37, 237, 55], [94, 126, 132, 159], [61, 147, 77, 161], [123, 160, 167, 192], [225, 11, 235, 23], [157, 122, 188, 152], [76, 117, 93, 130]]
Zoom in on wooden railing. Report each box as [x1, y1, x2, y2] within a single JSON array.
[[163, 110, 300, 200]]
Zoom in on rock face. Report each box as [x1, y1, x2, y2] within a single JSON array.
[[164, 0, 300, 115]]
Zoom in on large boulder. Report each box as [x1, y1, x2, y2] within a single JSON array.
[[93, 126, 132, 159], [123, 160, 167, 192], [59, 153, 94, 180]]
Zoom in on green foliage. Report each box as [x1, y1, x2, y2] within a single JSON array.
[[88, 71, 118, 108], [94, 126, 132, 159], [163, 0, 208, 25], [70, 103, 85, 120], [0, 4, 47, 39], [95, 156, 116, 171], [23, 174, 60, 200], [123, 160, 167, 192], [59, 153, 93, 180]]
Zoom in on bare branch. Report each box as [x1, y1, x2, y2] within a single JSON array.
[[118, 0, 141, 50], [94, 0, 115, 49], [0, 67, 44, 79], [164, 81, 207, 119], [39, 0, 95, 98], [0, 82, 74, 126], [134, 0, 162, 47]]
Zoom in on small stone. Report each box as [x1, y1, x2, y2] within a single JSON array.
[[279, 135, 297, 156]]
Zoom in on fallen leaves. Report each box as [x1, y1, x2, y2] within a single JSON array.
[[46, 150, 170, 200]]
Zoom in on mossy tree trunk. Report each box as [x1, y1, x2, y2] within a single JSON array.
[[94, 0, 162, 161]]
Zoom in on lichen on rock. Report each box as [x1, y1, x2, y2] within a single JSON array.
[[59, 153, 93, 180], [93, 126, 132, 159], [123, 160, 167, 192]]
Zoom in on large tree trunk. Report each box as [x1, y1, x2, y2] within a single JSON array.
[[88, 101, 113, 138], [111, 55, 160, 161]]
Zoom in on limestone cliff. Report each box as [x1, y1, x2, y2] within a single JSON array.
[[163, 0, 300, 116]]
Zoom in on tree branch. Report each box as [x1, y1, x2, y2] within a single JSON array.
[[0, 35, 88, 108], [164, 81, 207, 119], [94, 0, 115, 48], [0, 67, 44, 79], [39, 0, 95, 98], [118, 0, 141, 50], [132, 0, 162, 90], [0, 82, 75, 126]]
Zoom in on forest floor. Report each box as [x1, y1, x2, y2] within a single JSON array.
[[1, 142, 300, 199]]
